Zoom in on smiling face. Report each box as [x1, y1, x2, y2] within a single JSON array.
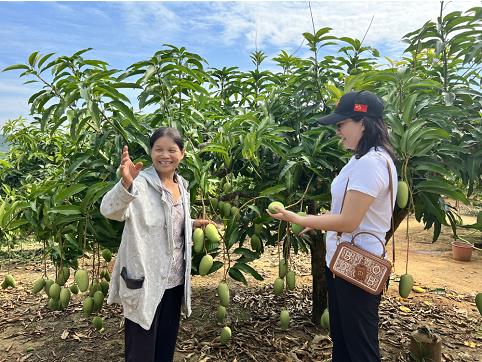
[[335, 118, 365, 150], [150, 136, 185, 179]]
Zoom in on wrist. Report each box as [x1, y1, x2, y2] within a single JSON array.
[[121, 180, 132, 191], [294, 214, 303, 224]]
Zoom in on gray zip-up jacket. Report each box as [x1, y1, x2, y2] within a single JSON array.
[[100, 166, 193, 330]]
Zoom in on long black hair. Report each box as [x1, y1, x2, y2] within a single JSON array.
[[352, 115, 395, 160]]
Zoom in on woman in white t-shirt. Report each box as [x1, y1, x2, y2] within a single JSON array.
[[269, 90, 397, 362]]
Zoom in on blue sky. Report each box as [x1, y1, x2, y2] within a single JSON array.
[[0, 0, 479, 128]]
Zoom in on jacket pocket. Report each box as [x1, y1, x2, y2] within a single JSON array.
[[119, 266, 144, 308]]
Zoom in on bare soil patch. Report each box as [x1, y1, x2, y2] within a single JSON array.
[[0, 216, 480, 361]]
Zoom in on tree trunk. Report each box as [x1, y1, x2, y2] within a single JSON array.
[[310, 231, 327, 325], [385, 207, 409, 243]]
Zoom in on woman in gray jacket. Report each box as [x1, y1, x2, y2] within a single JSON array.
[[100, 127, 210, 362]]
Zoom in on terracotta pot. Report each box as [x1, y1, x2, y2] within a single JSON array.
[[451, 241, 473, 262]]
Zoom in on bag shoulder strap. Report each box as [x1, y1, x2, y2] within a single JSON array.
[[336, 180, 349, 238]]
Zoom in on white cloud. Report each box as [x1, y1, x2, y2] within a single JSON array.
[[0, 96, 30, 124], [1, 0, 479, 128], [182, 1, 480, 58], [120, 2, 182, 44]]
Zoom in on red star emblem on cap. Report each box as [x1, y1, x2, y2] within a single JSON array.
[[354, 104, 368, 112]]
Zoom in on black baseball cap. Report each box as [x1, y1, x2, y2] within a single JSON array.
[[318, 90, 384, 125]]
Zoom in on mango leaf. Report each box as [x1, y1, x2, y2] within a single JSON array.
[[110, 100, 138, 127], [54, 184, 88, 203], [37, 53, 56, 69], [81, 182, 113, 212], [199, 144, 229, 158], [260, 184, 286, 197], [246, 204, 262, 217], [233, 247, 259, 260], [3, 64, 30, 72], [229, 267, 247, 285], [402, 93, 419, 124], [48, 205, 82, 216], [210, 261, 224, 274], [415, 179, 469, 204], [233, 262, 264, 281], [5, 219, 29, 231]]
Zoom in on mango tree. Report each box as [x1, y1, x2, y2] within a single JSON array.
[[0, 3, 480, 330]]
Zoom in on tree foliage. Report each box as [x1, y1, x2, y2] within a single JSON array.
[[1, 3, 480, 321]]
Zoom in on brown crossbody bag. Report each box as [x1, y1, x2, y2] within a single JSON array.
[[329, 159, 395, 295]]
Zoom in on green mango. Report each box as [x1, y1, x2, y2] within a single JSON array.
[[205, 224, 221, 243], [475, 293, 482, 316], [49, 283, 61, 300], [101, 249, 112, 262], [100, 280, 110, 296], [83, 297, 94, 317], [268, 201, 284, 214], [56, 267, 70, 286], [220, 326, 231, 345], [44, 279, 54, 296], [75, 269, 89, 293], [254, 223, 263, 235], [32, 277, 45, 294], [193, 228, 204, 253], [399, 274, 414, 298], [280, 309, 290, 330], [221, 202, 231, 218], [47, 298, 60, 311], [69, 284, 79, 295], [250, 235, 261, 252], [210, 198, 219, 210], [92, 316, 103, 331], [60, 288, 71, 309], [216, 305, 226, 323], [230, 206, 240, 218], [273, 278, 284, 296], [279, 259, 288, 279], [93, 290, 104, 311], [218, 282, 230, 307], [223, 181, 232, 194], [320, 308, 330, 330], [291, 212, 306, 234], [218, 201, 225, 214], [199, 254, 213, 276], [104, 270, 111, 282], [4, 274, 16, 288], [396, 181, 409, 208], [286, 271, 296, 291], [89, 281, 101, 297]]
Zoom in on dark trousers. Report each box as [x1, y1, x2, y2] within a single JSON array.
[[125, 284, 184, 362], [325, 267, 381, 362]]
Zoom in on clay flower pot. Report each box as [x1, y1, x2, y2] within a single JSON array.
[[451, 240, 473, 262]]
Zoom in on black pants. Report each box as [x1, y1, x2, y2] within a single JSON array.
[[325, 267, 381, 362], [125, 284, 184, 362]]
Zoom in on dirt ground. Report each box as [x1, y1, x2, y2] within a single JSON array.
[[0, 215, 481, 362]]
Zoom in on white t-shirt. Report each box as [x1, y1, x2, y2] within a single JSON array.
[[325, 147, 398, 266]]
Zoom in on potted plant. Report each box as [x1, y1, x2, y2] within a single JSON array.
[[454, 213, 482, 261], [451, 239, 474, 261]]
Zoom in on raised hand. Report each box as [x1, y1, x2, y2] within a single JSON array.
[[120, 145, 143, 189]]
